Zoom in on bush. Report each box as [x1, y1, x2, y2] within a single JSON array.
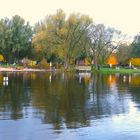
[[0, 54, 4, 62], [22, 58, 37, 68], [37, 58, 50, 69], [129, 58, 140, 66]]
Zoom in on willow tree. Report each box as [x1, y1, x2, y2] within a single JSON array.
[[64, 13, 92, 68], [33, 9, 92, 69], [32, 9, 67, 62]]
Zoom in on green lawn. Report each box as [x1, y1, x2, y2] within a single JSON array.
[[97, 68, 140, 74]]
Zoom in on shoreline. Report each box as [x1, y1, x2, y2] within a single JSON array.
[[0, 67, 56, 72], [1, 67, 140, 74]]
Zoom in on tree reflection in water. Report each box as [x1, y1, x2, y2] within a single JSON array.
[[0, 72, 140, 131]]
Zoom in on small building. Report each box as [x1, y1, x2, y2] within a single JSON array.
[[76, 58, 90, 66]]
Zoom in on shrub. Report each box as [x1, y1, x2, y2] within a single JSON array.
[[129, 58, 140, 66], [0, 54, 4, 62], [22, 58, 37, 68], [37, 58, 50, 69]]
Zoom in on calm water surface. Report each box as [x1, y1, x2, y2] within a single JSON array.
[[0, 72, 140, 140]]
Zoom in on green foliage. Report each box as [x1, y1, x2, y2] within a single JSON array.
[[116, 43, 131, 64], [131, 34, 140, 58], [0, 9, 132, 70], [22, 58, 36, 68], [33, 9, 92, 69], [98, 68, 140, 74], [0, 15, 33, 63], [87, 24, 123, 69]]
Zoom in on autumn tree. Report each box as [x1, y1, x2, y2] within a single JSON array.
[[32, 22, 49, 61], [106, 54, 118, 66], [33, 9, 67, 62], [87, 24, 123, 69], [129, 58, 140, 66], [116, 43, 131, 65], [64, 13, 92, 68], [33, 9, 92, 69]]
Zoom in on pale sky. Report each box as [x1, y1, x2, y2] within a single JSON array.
[[0, 0, 140, 37]]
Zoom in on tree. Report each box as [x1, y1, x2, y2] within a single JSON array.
[[0, 15, 33, 63], [129, 58, 140, 66], [33, 9, 92, 69], [106, 54, 118, 66], [64, 13, 92, 68], [33, 9, 67, 62], [116, 43, 131, 65], [10, 15, 33, 63], [0, 18, 11, 60], [131, 33, 140, 58], [87, 24, 123, 69]]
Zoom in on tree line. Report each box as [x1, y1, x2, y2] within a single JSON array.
[[0, 9, 139, 69]]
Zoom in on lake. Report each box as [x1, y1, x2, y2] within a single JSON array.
[[0, 72, 140, 140]]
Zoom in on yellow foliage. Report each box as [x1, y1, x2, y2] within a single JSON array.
[[29, 61, 36, 67], [129, 58, 140, 66], [68, 14, 77, 25], [60, 28, 67, 35], [80, 15, 93, 25], [85, 59, 90, 65], [23, 59, 36, 67], [34, 45, 45, 52], [38, 58, 50, 69], [52, 9, 65, 21], [32, 31, 47, 44], [106, 55, 118, 65], [0, 54, 4, 62], [68, 13, 92, 26]]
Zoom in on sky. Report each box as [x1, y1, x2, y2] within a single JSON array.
[[0, 0, 140, 37]]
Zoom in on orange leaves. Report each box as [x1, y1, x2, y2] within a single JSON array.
[[106, 55, 118, 65]]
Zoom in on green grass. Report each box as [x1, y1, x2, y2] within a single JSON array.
[[0, 63, 24, 69], [97, 68, 140, 74]]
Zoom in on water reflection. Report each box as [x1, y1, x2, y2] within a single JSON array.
[[0, 72, 140, 132]]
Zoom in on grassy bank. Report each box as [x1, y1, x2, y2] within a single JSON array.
[[97, 68, 140, 74]]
